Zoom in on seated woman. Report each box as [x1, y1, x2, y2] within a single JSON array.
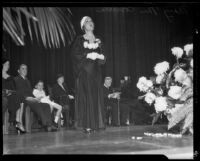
[[2, 58, 22, 134], [33, 80, 62, 126]]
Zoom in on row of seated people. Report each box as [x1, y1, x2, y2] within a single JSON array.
[[2, 59, 75, 134], [3, 59, 151, 135]]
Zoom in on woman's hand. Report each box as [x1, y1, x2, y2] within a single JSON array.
[[97, 54, 105, 60], [86, 52, 98, 60]]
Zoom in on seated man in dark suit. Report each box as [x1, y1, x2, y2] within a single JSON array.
[[14, 64, 57, 132], [119, 76, 151, 125], [103, 77, 129, 126], [52, 74, 74, 128]]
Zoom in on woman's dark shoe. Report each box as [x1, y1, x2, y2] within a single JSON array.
[[15, 122, 26, 134]]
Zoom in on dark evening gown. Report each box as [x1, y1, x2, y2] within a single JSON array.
[[71, 35, 106, 130]]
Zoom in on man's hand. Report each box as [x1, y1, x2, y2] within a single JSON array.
[[108, 92, 121, 99], [68, 95, 74, 99]]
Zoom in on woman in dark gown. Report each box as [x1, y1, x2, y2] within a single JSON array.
[[71, 16, 106, 133]]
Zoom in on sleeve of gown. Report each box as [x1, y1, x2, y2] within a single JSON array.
[[71, 36, 88, 78], [98, 39, 106, 65]]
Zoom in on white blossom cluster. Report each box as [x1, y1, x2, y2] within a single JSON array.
[[168, 86, 182, 100], [171, 47, 184, 59], [154, 61, 170, 75], [136, 77, 153, 92], [154, 96, 168, 113], [184, 44, 193, 56], [174, 68, 187, 83], [83, 38, 101, 49], [144, 92, 156, 105]]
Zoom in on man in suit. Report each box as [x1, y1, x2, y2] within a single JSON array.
[[103, 77, 129, 126], [52, 74, 74, 128], [14, 64, 57, 132], [119, 76, 151, 125]]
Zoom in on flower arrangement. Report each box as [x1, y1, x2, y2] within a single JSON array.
[[83, 38, 101, 49], [137, 43, 193, 134]]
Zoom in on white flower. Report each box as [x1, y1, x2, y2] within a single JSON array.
[[136, 77, 150, 92], [168, 86, 182, 99], [190, 59, 193, 68], [184, 44, 193, 56], [154, 97, 168, 112], [144, 92, 156, 105], [154, 61, 170, 75], [156, 74, 165, 84], [88, 43, 93, 49], [83, 41, 88, 48], [174, 68, 187, 83], [94, 43, 98, 49], [146, 80, 153, 87], [96, 38, 101, 44], [84, 41, 99, 49], [171, 47, 184, 59]]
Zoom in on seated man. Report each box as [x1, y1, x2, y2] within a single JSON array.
[[120, 76, 151, 125], [52, 74, 74, 128], [103, 77, 129, 126], [14, 64, 57, 132]]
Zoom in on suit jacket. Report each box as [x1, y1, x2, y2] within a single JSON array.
[[14, 75, 34, 101], [52, 83, 70, 104], [103, 85, 116, 106]]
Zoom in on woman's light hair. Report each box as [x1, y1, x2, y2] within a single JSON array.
[[80, 16, 91, 30]]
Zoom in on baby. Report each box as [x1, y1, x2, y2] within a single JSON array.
[[33, 80, 62, 125]]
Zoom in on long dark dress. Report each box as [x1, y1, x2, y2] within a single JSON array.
[[71, 35, 106, 130], [2, 76, 21, 123]]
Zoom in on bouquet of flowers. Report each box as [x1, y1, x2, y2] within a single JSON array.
[[137, 43, 193, 134]]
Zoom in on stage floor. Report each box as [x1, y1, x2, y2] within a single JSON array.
[[3, 124, 193, 159]]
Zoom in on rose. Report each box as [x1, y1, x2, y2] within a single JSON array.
[[156, 74, 165, 84], [144, 92, 156, 105], [174, 68, 187, 83], [154, 61, 170, 75], [154, 97, 168, 112], [171, 47, 184, 59], [184, 44, 193, 56], [168, 86, 182, 99]]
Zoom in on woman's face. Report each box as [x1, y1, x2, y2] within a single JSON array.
[[36, 82, 44, 91], [83, 17, 94, 32], [3, 61, 10, 72]]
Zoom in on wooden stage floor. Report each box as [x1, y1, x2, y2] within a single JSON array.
[[3, 124, 193, 159]]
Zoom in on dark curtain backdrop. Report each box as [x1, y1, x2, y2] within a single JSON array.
[[3, 7, 193, 95]]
